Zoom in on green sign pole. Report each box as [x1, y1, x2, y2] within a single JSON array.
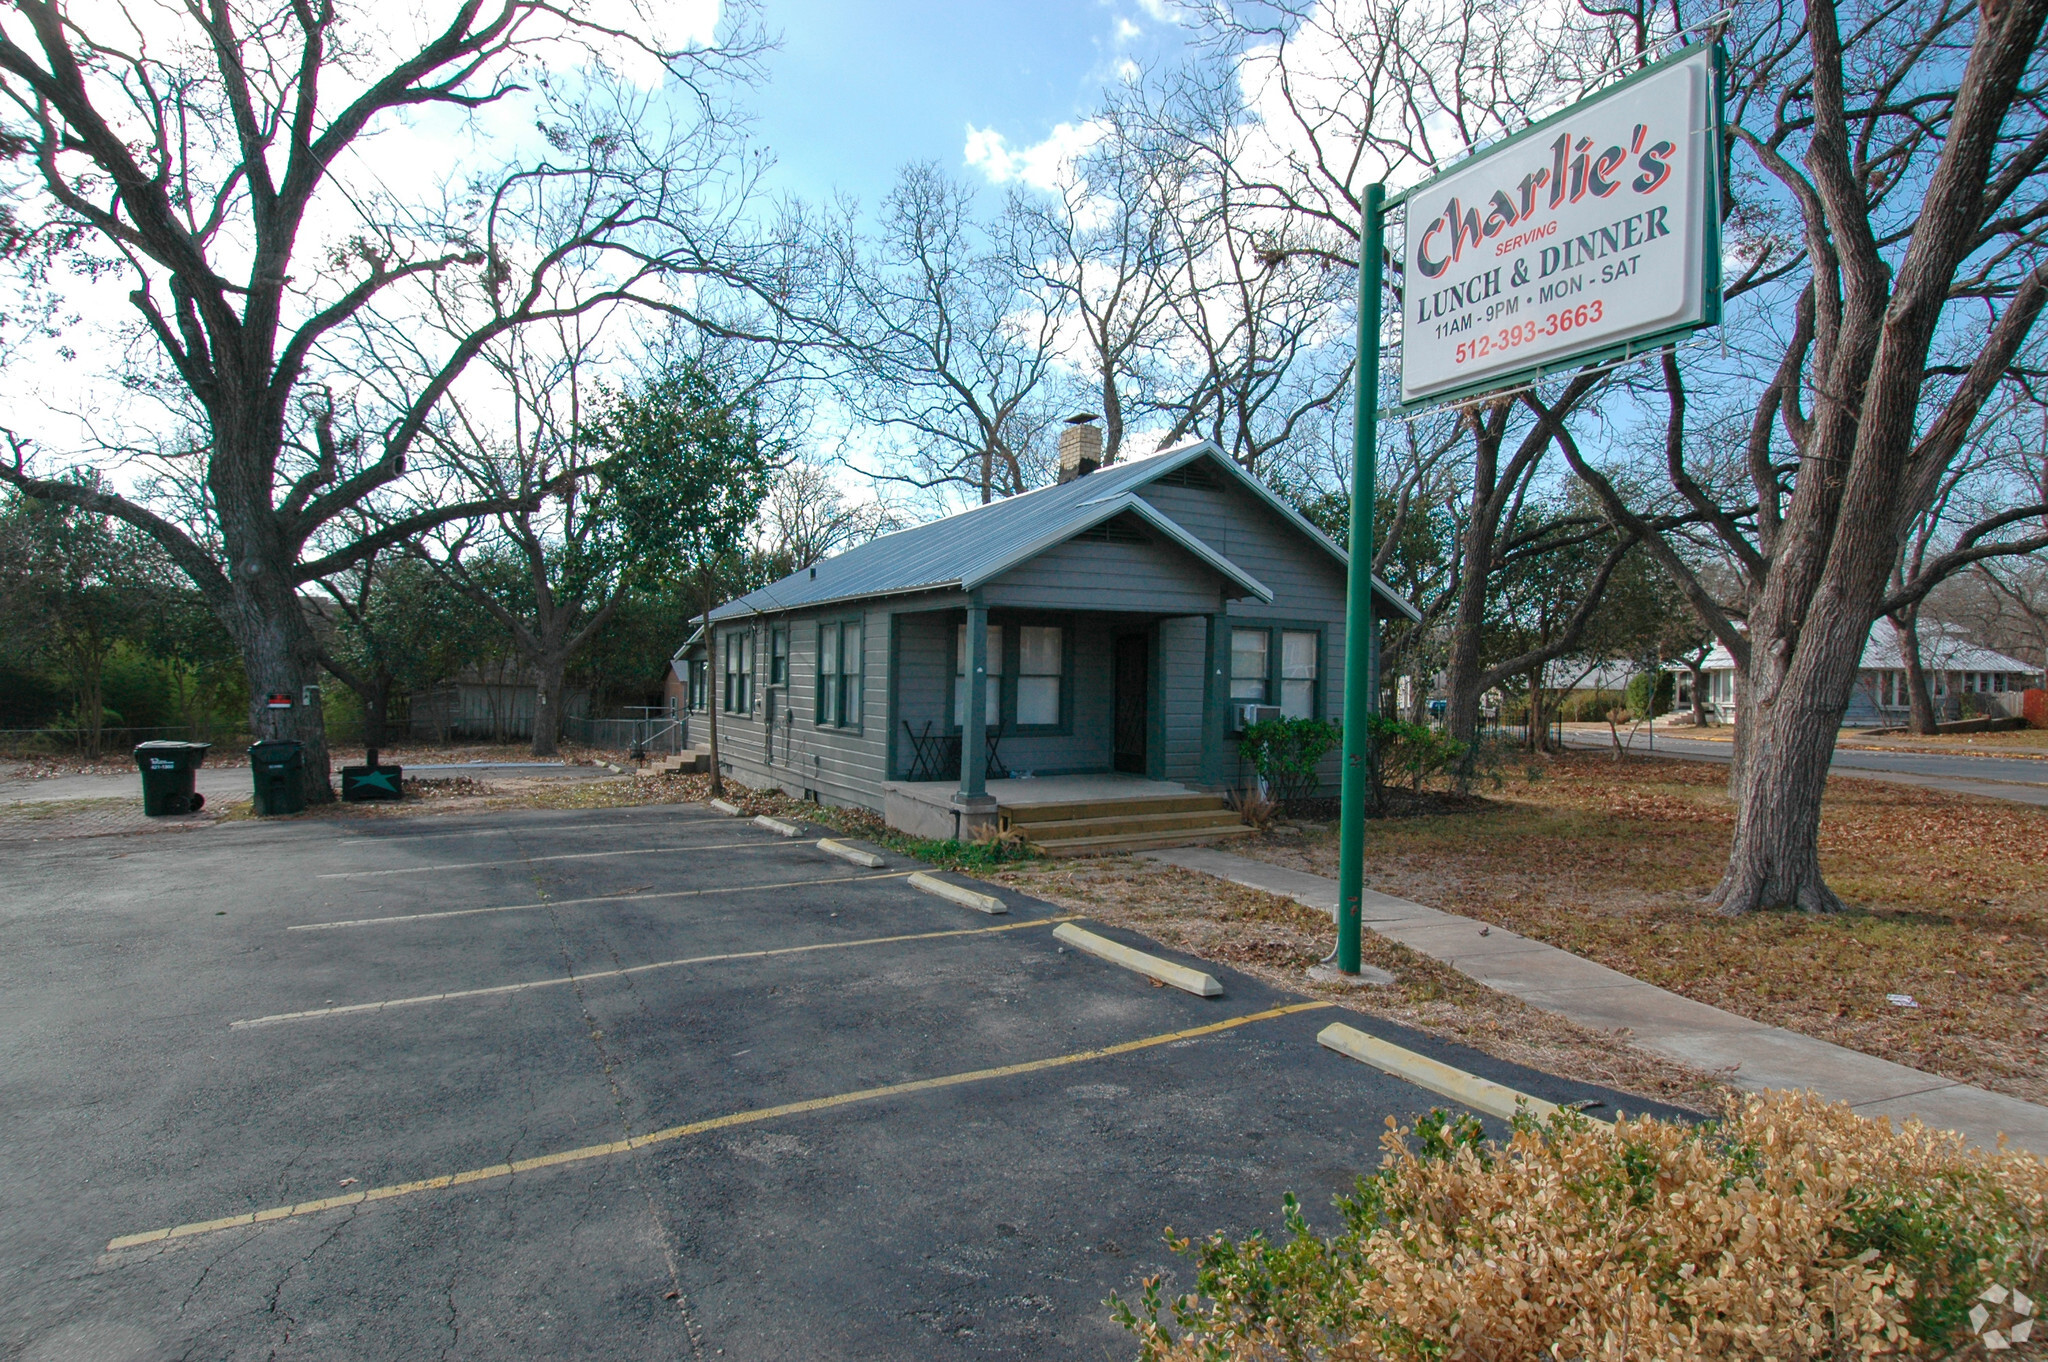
[[1335, 182, 1385, 976]]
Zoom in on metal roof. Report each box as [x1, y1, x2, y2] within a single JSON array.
[[708, 439, 1423, 624], [1697, 622, 2040, 676]]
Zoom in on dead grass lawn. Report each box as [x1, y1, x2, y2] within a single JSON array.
[[1241, 752, 2048, 1105], [977, 856, 1727, 1115]]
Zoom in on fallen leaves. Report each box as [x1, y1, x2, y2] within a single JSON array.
[[1241, 752, 2048, 1105]]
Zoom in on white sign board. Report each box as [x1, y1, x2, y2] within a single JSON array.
[[1398, 45, 1720, 407]]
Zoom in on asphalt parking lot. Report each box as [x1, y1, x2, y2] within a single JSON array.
[[1, 801, 1679, 1360]]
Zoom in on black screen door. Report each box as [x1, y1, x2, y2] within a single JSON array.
[[1113, 633, 1149, 774]]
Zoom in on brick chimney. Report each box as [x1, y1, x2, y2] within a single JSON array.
[[1058, 413, 1102, 483]]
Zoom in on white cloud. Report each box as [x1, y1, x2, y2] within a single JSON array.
[[1117, 58, 1142, 84], [1134, 0, 1180, 23], [962, 119, 1106, 192], [1115, 17, 1143, 41]]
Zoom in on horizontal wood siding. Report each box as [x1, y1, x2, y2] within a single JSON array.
[[1137, 481, 1348, 621], [894, 610, 1118, 776], [1159, 616, 1208, 783], [1141, 480, 1351, 796], [981, 536, 1225, 614], [892, 610, 954, 777], [712, 604, 899, 810]]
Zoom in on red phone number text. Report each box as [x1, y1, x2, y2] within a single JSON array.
[[1454, 300, 1606, 366]]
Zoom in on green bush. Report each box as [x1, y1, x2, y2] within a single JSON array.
[[1365, 714, 1466, 791], [1627, 669, 1674, 719], [1237, 717, 1342, 811]]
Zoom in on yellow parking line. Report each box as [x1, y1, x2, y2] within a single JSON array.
[[317, 840, 809, 879], [235, 916, 1083, 1028], [111, 1000, 1332, 1252], [289, 871, 912, 931]]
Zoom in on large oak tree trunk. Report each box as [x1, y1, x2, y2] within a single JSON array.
[[1711, 597, 1871, 914], [533, 656, 567, 758], [362, 667, 393, 754], [1440, 514, 1494, 751], [227, 561, 334, 804]]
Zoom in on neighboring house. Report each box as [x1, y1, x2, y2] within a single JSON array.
[[672, 433, 1420, 845], [409, 664, 591, 741], [1684, 621, 2041, 727]]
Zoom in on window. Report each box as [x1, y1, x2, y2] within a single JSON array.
[[687, 659, 707, 712], [1016, 626, 1063, 726], [1230, 629, 1269, 703], [723, 631, 753, 713], [954, 624, 1002, 726], [816, 619, 863, 728], [818, 623, 839, 725], [769, 628, 788, 686], [1279, 630, 1318, 719]]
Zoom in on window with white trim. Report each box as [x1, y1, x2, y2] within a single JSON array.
[[722, 631, 753, 713], [816, 619, 863, 728], [1279, 630, 1318, 718], [954, 624, 1002, 726], [1016, 625, 1063, 726], [1230, 629, 1269, 703]]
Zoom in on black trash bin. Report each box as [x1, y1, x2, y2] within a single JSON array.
[[133, 740, 212, 815], [248, 739, 308, 816]]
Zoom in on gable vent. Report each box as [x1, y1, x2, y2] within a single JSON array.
[[1155, 463, 1221, 490], [1077, 516, 1149, 545]]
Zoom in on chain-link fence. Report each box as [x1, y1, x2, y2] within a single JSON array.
[[562, 713, 688, 755]]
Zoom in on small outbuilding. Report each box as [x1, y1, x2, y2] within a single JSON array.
[[673, 434, 1419, 852]]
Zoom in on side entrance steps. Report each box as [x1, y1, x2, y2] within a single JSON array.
[[653, 748, 713, 774], [1000, 793, 1253, 857]]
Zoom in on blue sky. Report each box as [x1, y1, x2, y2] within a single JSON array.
[[745, 0, 1194, 209]]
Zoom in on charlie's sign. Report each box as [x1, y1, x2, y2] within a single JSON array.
[[1397, 44, 1721, 406]]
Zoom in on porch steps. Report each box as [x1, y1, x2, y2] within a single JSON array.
[[1000, 794, 1253, 857], [653, 748, 712, 774]]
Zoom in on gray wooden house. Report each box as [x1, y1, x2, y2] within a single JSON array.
[[676, 431, 1419, 853]]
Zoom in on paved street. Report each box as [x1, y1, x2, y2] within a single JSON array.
[[1561, 730, 2048, 806], [0, 801, 1671, 1360]]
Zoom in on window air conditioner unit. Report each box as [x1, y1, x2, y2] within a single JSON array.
[[1234, 703, 1282, 731]]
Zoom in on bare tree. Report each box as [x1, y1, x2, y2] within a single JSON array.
[[1973, 559, 2048, 680], [826, 163, 1064, 505], [1009, 110, 1185, 467], [406, 313, 625, 758], [0, 2, 770, 799], [755, 458, 897, 575], [1555, 0, 2048, 911]]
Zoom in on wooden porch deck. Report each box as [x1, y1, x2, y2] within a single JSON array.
[[887, 774, 1255, 856]]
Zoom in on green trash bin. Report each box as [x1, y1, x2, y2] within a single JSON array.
[[248, 739, 308, 816], [133, 740, 211, 815]]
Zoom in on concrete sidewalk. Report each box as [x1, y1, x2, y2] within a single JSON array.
[[1147, 845, 2048, 1157]]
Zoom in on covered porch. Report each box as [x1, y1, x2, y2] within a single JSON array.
[[887, 605, 1219, 790]]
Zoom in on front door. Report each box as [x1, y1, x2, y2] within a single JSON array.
[[1113, 633, 1149, 774]]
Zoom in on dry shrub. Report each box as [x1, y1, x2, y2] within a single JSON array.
[[1115, 1091, 2048, 1361], [970, 821, 1032, 854], [1232, 785, 1281, 830]]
